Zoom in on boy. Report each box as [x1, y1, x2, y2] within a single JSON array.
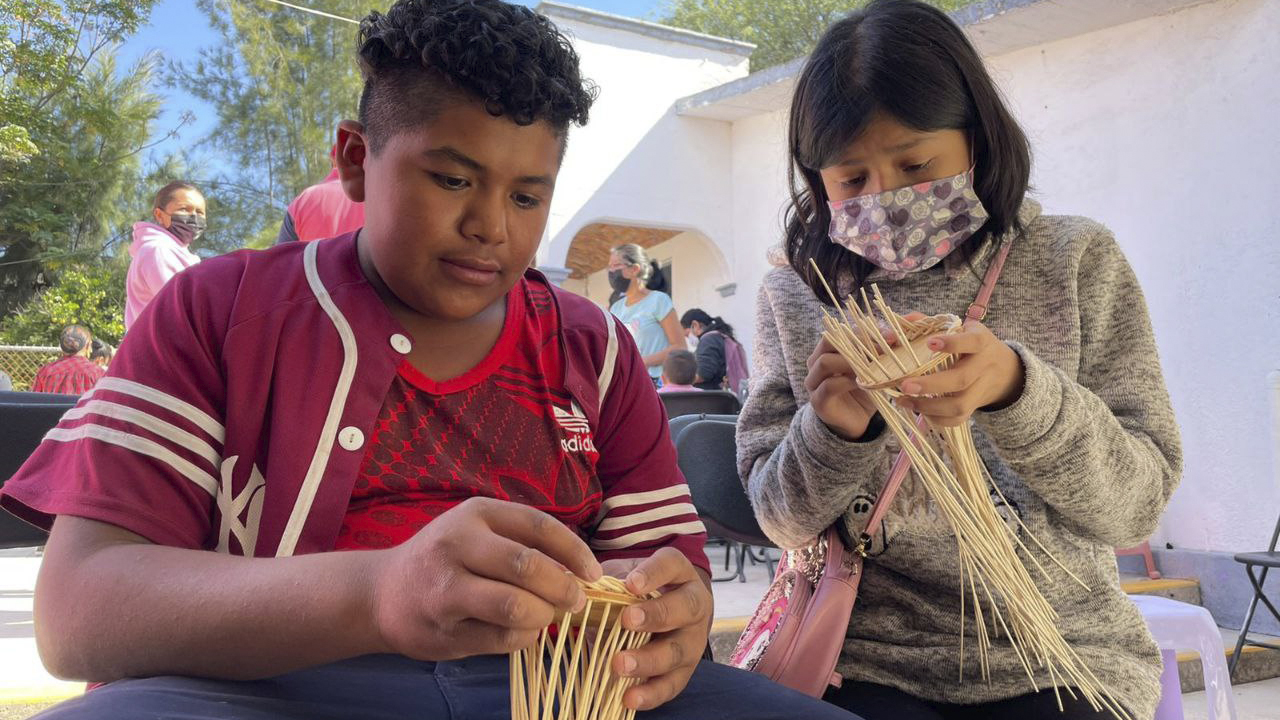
[[0, 2, 860, 718], [657, 349, 699, 393]]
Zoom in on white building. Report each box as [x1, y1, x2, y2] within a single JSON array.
[[534, 0, 1280, 630]]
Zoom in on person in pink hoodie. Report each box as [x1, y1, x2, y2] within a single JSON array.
[[125, 181, 205, 329]]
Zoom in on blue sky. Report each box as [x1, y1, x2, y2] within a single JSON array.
[[120, 0, 668, 172]]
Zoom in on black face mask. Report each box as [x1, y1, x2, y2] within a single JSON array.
[[607, 269, 631, 293], [166, 212, 206, 244]]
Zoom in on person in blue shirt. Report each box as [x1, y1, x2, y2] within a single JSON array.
[[607, 243, 682, 384]]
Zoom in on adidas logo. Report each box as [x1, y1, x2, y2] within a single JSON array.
[[554, 404, 597, 454]]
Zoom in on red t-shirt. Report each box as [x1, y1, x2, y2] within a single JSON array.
[[335, 276, 601, 549], [31, 355, 104, 395]]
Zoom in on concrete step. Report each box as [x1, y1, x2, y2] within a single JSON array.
[[1120, 574, 1202, 605], [1175, 627, 1280, 693]]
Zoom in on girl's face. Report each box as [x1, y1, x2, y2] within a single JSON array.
[[818, 113, 970, 203]]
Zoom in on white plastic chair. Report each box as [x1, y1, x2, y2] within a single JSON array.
[[1130, 593, 1237, 720]]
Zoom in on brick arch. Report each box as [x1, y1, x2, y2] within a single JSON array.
[[564, 223, 681, 279]]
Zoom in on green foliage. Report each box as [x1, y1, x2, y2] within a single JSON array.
[[0, 0, 165, 318], [662, 0, 977, 70], [1, 0, 156, 162], [173, 0, 366, 250], [0, 261, 126, 346]]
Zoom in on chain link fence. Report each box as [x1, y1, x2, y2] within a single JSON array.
[[0, 345, 61, 391]]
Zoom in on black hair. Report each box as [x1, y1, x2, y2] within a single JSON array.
[[153, 181, 200, 210], [90, 338, 113, 362], [356, 0, 597, 153], [58, 325, 91, 355], [662, 349, 698, 386], [680, 308, 734, 340], [784, 0, 1031, 304]]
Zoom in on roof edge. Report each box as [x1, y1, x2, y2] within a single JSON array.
[[536, 1, 756, 57]]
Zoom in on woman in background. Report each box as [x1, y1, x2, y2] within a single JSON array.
[[608, 243, 682, 385]]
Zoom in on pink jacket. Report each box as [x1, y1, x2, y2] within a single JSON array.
[[125, 222, 200, 329]]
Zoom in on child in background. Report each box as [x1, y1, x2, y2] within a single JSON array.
[[657, 349, 700, 394], [0, 2, 867, 719]]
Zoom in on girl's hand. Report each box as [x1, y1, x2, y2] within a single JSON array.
[[805, 336, 878, 440], [602, 548, 713, 711], [895, 320, 1025, 427]]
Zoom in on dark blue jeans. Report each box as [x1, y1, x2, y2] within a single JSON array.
[[37, 654, 868, 720]]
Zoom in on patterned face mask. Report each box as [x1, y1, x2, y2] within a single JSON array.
[[827, 170, 988, 277]]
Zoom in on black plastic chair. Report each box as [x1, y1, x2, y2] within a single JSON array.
[[0, 398, 76, 548], [659, 390, 741, 419], [0, 390, 79, 405], [673, 417, 775, 582], [1229, 511, 1280, 679]]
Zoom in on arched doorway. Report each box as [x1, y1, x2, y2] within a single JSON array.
[[560, 222, 733, 323]]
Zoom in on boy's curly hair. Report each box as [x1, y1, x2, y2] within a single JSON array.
[[357, 0, 597, 152]]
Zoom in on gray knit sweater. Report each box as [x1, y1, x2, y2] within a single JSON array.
[[737, 200, 1181, 719]]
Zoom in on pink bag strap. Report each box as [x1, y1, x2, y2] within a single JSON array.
[[852, 238, 1013, 555], [966, 240, 1012, 322]]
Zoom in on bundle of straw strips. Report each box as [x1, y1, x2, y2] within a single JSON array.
[[812, 261, 1129, 720], [511, 575, 655, 720]]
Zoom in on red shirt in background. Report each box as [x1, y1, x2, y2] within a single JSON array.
[[31, 355, 103, 395]]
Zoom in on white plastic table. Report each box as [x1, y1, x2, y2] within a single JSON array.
[[1129, 593, 1238, 720]]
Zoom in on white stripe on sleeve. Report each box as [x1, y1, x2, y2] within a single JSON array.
[[89, 377, 226, 444], [598, 485, 691, 515], [63, 400, 221, 468], [45, 424, 218, 496], [596, 502, 699, 533], [589, 521, 707, 551]]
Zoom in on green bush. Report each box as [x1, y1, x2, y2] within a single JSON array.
[[0, 263, 127, 347]]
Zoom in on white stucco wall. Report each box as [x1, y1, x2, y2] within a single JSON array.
[[980, 0, 1280, 553], [723, 0, 1280, 553], [550, 0, 1278, 553], [536, 12, 748, 271]]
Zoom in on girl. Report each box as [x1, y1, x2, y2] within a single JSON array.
[[737, 2, 1182, 719], [680, 308, 746, 392], [608, 243, 683, 384], [1, 2, 863, 719], [125, 181, 205, 329]]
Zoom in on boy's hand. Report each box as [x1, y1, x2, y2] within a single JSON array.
[[368, 497, 602, 661], [602, 547, 713, 711]]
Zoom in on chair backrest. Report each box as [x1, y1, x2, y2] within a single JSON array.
[[659, 390, 741, 419], [669, 413, 739, 447], [0, 390, 79, 405], [0, 399, 75, 548], [673, 417, 774, 548]]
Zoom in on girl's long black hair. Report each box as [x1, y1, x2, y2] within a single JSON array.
[[785, 0, 1031, 304]]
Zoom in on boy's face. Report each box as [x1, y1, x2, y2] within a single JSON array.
[[337, 100, 561, 323]]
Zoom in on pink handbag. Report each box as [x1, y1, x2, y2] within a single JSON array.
[[729, 242, 1013, 697], [727, 443, 915, 696]]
